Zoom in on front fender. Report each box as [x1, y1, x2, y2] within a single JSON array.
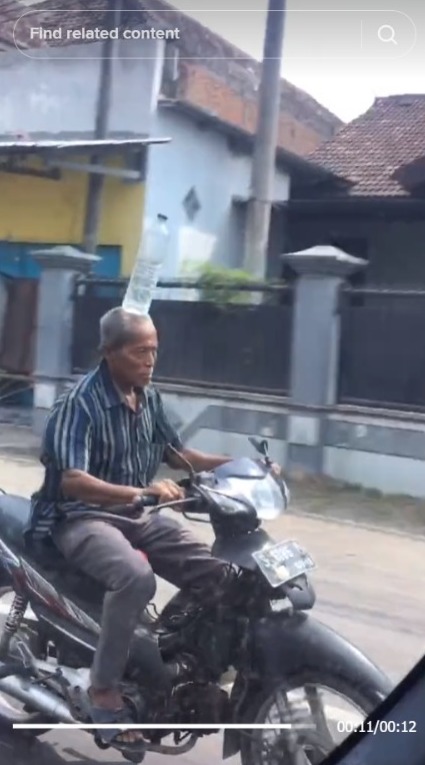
[[250, 611, 391, 696], [223, 611, 392, 759]]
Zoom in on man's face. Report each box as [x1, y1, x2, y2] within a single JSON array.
[[107, 321, 159, 388]]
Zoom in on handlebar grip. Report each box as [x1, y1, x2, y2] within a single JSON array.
[[136, 494, 159, 508]]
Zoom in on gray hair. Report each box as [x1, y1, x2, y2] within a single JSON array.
[[99, 307, 155, 352]]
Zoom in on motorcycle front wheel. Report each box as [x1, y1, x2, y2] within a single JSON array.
[[240, 670, 387, 765]]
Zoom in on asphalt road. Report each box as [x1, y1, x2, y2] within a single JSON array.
[[1, 509, 424, 765]]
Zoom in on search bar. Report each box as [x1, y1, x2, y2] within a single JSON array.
[[13, 8, 417, 60], [281, 10, 416, 60]]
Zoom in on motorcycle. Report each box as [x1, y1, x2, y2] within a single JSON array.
[[0, 437, 392, 764]]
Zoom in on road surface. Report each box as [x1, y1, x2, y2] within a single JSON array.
[[0, 456, 424, 763]]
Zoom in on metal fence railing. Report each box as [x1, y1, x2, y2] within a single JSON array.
[[338, 287, 425, 411], [71, 278, 294, 396]]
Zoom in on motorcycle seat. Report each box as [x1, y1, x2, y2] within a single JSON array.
[[0, 493, 149, 608], [0, 494, 99, 595], [0, 493, 63, 566]]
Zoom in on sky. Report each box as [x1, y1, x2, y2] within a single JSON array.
[[171, 0, 424, 122]]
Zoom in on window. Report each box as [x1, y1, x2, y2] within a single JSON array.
[[182, 187, 201, 221]]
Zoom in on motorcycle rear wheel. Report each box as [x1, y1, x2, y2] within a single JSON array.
[[240, 670, 386, 765]]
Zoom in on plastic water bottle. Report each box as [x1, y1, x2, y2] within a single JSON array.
[[122, 214, 169, 315]]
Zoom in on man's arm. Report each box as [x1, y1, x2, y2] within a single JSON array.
[[155, 394, 282, 481], [62, 470, 146, 506], [153, 392, 232, 473], [167, 447, 282, 477], [53, 398, 145, 507], [166, 447, 231, 473]]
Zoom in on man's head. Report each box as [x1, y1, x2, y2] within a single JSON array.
[[99, 307, 158, 389]]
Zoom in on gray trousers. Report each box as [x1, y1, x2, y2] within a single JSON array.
[[52, 511, 226, 690]]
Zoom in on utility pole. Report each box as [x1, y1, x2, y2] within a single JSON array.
[[82, 1, 122, 254], [243, 0, 286, 279]]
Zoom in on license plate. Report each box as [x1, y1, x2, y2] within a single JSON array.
[[252, 540, 316, 588]]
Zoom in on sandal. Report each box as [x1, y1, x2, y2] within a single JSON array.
[[79, 693, 146, 754]]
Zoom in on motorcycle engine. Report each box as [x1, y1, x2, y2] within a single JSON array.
[[172, 681, 230, 725], [122, 678, 229, 744], [190, 617, 239, 679]]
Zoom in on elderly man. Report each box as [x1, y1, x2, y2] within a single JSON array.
[[27, 307, 233, 749]]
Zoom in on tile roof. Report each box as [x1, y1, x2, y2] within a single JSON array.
[[310, 95, 425, 197]]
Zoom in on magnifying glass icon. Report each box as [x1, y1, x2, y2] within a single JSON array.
[[377, 24, 397, 44]]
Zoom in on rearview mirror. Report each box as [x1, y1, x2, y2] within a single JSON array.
[[248, 436, 269, 458]]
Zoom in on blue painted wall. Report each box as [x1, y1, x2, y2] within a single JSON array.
[[0, 242, 121, 279]]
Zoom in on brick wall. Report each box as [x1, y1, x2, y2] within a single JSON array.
[[177, 63, 328, 157], [146, 0, 343, 156]]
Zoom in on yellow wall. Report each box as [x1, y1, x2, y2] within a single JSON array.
[[0, 156, 144, 276]]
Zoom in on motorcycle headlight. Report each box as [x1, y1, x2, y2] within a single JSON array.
[[252, 475, 289, 520], [209, 491, 254, 517], [206, 489, 259, 532]]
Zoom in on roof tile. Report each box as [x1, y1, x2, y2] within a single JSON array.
[[310, 95, 425, 197]]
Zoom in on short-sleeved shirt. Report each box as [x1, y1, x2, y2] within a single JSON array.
[[27, 359, 183, 540]]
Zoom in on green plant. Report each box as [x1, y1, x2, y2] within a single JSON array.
[[197, 263, 256, 306]]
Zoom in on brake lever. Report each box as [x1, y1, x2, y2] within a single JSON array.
[[148, 499, 184, 514], [148, 497, 198, 515]]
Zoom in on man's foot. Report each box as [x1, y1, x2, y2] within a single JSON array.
[[88, 687, 145, 746]]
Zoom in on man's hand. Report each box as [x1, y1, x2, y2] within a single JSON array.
[[146, 479, 185, 504], [255, 459, 282, 478]]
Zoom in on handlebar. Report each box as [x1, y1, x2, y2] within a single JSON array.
[[137, 494, 160, 508], [97, 455, 282, 520], [103, 489, 200, 519]]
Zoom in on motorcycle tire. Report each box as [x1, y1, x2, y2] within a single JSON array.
[[239, 669, 386, 765]]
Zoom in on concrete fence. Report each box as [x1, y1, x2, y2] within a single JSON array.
[[31, 245, 425, 500]]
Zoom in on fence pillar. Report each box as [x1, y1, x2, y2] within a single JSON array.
[[283, 245, 366, 474], [31, 246, 100, 437]]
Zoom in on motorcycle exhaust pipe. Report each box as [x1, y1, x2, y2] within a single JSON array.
[[0, 669, 77, 723]]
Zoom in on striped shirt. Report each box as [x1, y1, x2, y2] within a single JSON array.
[[27, 359, 183, 540]]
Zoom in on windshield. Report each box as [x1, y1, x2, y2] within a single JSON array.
[[213, 456, 267, 480], [213, 469, 288, 520]]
